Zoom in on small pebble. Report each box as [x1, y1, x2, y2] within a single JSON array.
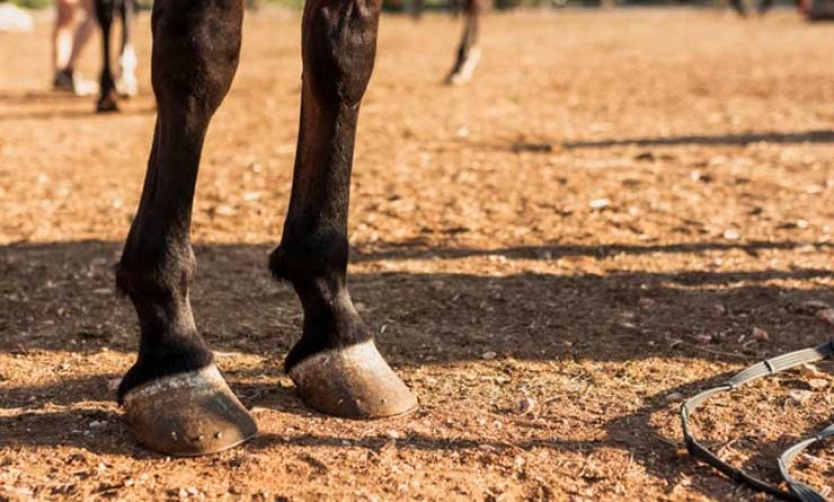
[[799, 364, 821, 377], [515, 397, 537, 415], [808, 378, 828, 390], [751, 327, 769, 342], [710, 304, 727, 317], [816, 309, 834, 325], [638, 298, 656, 309], [693, 334, 713, 344], [589, 198, 610, 210], [385, 430, 400, 440], [723, 229, 740, 240], [800, 300, 830, 313], [789, 390, 813, 405], [481, 351, 497, 361], [215, 205, 234, 216], [665, 392, 684, 402]]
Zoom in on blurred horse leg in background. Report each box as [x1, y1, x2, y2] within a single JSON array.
[[446, 0, 481, 84], [408, 0, 425, 19], [93, 0, 118, 112], [757, 0, 774, 14], [94, 0, 138, 113]]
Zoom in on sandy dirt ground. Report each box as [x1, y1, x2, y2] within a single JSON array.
[[2, 7, 834, 501]]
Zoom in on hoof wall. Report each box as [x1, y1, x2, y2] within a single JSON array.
[[122, 365, 257, 456], [96, 96, 119, 113], [289, 340, 418, 419], [445, 47, 482, 86]]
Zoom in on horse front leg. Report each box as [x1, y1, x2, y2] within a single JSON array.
[[270, 0, 418, 419], [446, 0, 481, 85], [116, 0, 256, 456]]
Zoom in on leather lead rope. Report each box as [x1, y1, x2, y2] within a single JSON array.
[[680, 341, 834, 502]]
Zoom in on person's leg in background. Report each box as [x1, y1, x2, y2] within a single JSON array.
[[53, 0, 98, 96]]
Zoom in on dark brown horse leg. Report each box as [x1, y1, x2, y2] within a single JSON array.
[[116, 0, 256, 456], [446, 0, 481, 85], [270, 0, 418, 419], [756, 0, 773, 14], [729, 0, 748, 16], [93, 0, 119, 112]]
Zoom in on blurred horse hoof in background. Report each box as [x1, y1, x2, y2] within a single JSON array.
[[96, 92, 119, 113]]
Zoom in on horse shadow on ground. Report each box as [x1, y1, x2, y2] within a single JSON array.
[[561, 129, 834, 149], [3, 239, 833, 363], [0, 90, 156, 121], [469, 128, 834, 155], [2, 239, 834, 496], [0, 106, 156, 122]]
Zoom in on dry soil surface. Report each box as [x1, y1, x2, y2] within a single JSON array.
[[3, 7, 834, 501]]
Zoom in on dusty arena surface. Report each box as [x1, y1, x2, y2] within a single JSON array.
[[3, 7, 834, 501]]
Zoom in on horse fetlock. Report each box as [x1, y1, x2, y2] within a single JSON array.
[[269, 227, 348, 283], [116, 243, 197, 298], [118, 334, 214, 403]]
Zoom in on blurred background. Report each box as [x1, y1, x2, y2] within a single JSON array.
[[0, 0, 807, 13]]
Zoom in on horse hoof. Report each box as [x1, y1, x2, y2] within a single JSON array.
[[288, 340, 418, 419], [122, 365, 258, 456], [445, 47, 481, 86], [96, 97, 119, 113]]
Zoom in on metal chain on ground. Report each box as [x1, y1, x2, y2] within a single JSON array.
[[680, 341, 834, 502]]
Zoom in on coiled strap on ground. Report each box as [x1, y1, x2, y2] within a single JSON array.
[[680, 341, 834, 502]]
